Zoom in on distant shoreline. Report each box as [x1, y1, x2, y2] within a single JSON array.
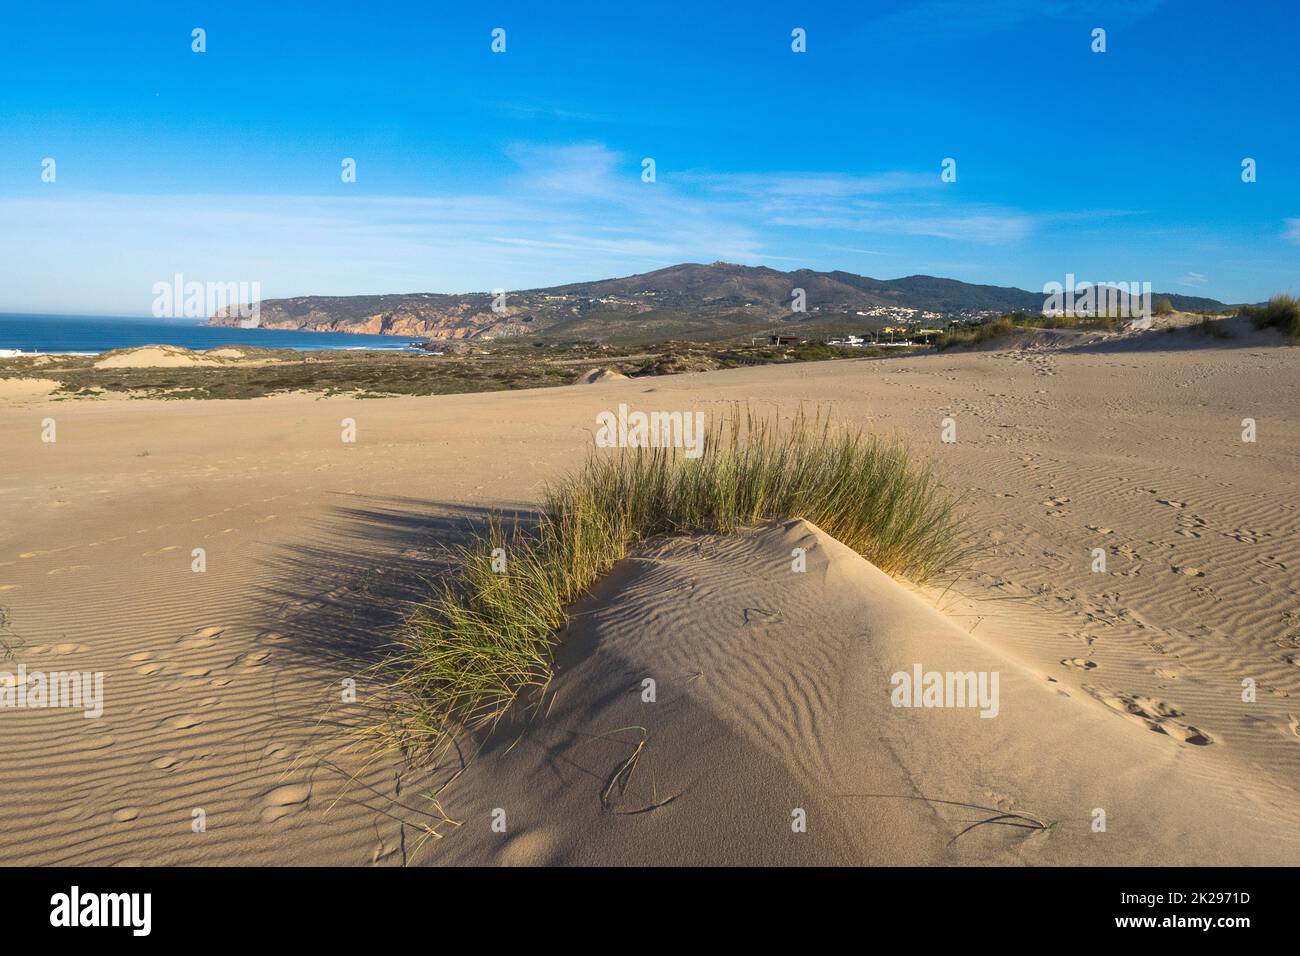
[[0, 313, 422, 355]]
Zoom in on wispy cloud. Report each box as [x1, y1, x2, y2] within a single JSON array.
[[767, 211, 1033, 243], [681, 171, 934, 200], [0, 142, 1040, 313], [678, 168, 1032, 243]]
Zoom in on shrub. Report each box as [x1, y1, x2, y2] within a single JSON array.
[[1239, 294, 1300, 343], [936, 317, 1015, 350]]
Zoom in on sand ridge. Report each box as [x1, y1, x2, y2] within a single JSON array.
[[0, 378, 58, 401], [427, 520, 1300, 865]]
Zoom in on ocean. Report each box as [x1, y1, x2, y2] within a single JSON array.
[[0, 313, 422, 354]]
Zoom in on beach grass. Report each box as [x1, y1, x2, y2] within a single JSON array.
[[936, 317, 1016, 350], [936, 311, 1129, 351], [1240, 294, 1300, 343], [384, 407, 971, 753], [1193, 315, 1234, 339]]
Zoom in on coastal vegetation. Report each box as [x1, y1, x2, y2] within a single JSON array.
[[382, 408, 970, 755], [1239, 294, 1300, 343], [0, 340, 893, 401]]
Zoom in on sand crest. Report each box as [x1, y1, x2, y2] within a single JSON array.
[[428, 520, 1300, 865], [0, 378, 58, 401], [577, 367, 628, 384], [94, 345, 223, 369]]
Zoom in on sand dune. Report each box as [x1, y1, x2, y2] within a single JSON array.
[[1, 332, 1297, 864], [427, 520, 1300, 865], [0, 378, 58, 401], [577, 367, 629, 384], [94, 345, 224, 369]]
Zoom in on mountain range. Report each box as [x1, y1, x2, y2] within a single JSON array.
[[208, 262, 1233, 344]]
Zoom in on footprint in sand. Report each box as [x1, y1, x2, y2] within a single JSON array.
[[1061, 658, 1097, 670], [494, 829, 565, 866], [1156, 498, 1186, 509], [111, 807, 141, 823], [260, 783, 311, 823], [234, 651, 271, 669], [162, 714, 204, 731], [261, 743, 292, 762], [255, 631, 290, 646], [136, 662, 166, 676], [1089, 689, 1213, 745], [151, 755, 179, 771], [56, 805, 93, 823], [178, 626, 223, 649], [1172, 566, 1205, 577], [1287, 715, 1300, 740], [20, 642, 87, 657]]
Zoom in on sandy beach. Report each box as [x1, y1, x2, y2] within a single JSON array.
[[2, 329, 1298, 865]]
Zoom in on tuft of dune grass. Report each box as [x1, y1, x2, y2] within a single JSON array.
[[1193, 315, 1233, 339], [1239, 294, 1300, 344], [936, 317, 1015, 350], [936, 311, 1131, 350], [384, 407, 971, 754]]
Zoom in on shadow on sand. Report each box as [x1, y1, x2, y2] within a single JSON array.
[[1060, 316, 1289, 354], [249, 494, 538, 671]]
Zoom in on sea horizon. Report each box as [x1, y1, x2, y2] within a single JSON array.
[[0, 312, 421, 355]]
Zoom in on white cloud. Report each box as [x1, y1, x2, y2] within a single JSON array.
[[767, 211, 1033, 243], [0, 143, 1040, 314]]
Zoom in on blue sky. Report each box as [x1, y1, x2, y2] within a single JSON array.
[[0, 0, 1296, 314]]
